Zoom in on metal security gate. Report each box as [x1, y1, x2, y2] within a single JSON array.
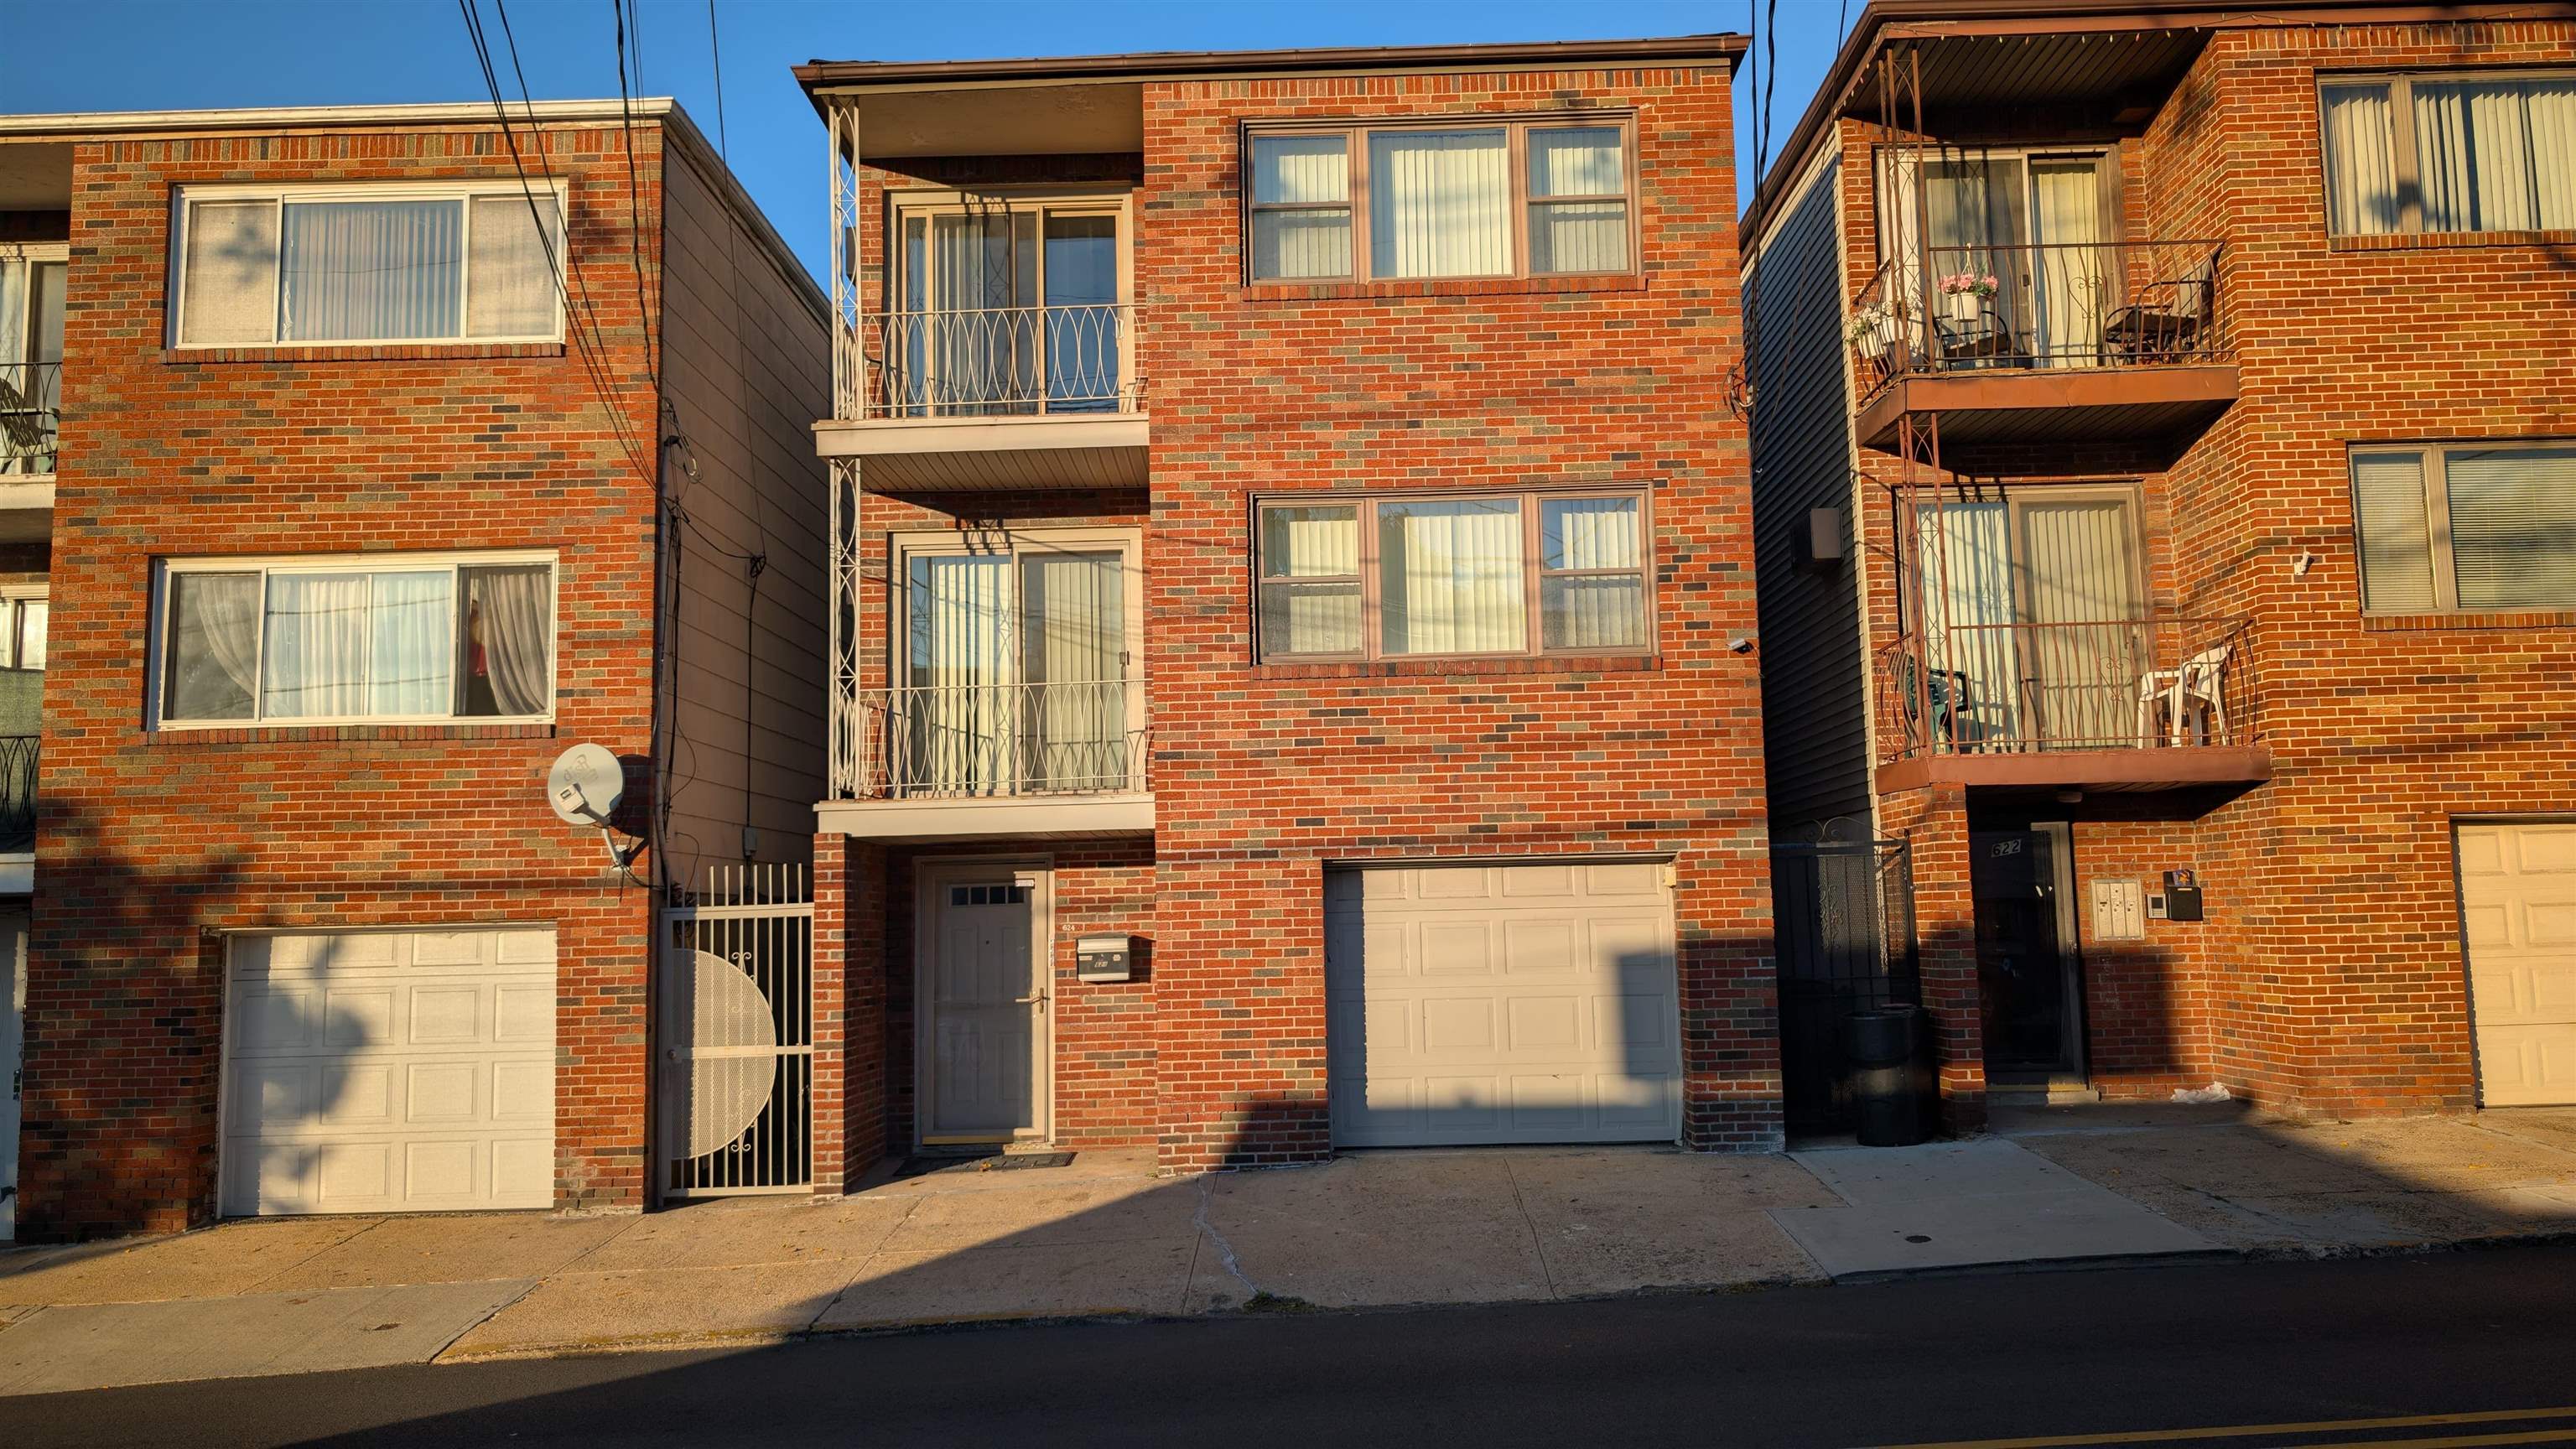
[[1772, 834, 1918, 1136], [660, 864, 813, 1197]]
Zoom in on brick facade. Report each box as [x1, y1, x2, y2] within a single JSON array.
[[1769, 13, 2576, 1126], [818, 50, 1777, 1176]]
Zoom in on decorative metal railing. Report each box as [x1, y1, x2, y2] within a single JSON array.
[[0, 734, 35, 853], [843, 679, 1147, 801], [839, 304, 1141, 421], [0, 361, 61, 476], [1873, 615, 2257, 761], [1849, 239, 2227, 402]]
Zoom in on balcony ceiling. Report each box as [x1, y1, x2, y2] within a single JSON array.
[[1837, 29, 2209, 128], [0, 143, 72, 210], [832, 84, 1144, 160]]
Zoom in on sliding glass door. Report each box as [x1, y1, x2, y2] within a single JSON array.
[[901, 544, 1135, 796], [1914, 491, 2144, 750], [1880, 150, 2108, 367], [892, 200, 1126, 416]]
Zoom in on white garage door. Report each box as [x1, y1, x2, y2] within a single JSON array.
[[222, 927, 556, 1215], [2460, 823, 2576, 1107], [1327, 862, 1681, 1147]]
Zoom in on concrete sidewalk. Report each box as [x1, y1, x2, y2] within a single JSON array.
[[3, 1108, 2573, 1394]]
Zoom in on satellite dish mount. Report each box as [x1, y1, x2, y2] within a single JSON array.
[[548, 743, 645, 869]]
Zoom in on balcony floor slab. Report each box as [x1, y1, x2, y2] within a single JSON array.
[[1876, 745, 2272, 796], [813, 413, 1147, 491], [814, 792, 1154, 842]]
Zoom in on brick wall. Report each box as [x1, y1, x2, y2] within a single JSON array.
[[20, 121, 668, 1238]]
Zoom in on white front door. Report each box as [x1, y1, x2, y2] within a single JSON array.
[[920, 870, 1048, 1144], [2460, 823, 2576, 1106], [1, 910, 23, 1239], [221, 927, 557, 1215], [1327, 861, 1682, 1148]]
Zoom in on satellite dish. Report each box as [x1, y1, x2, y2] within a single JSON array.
[[548, 743, 626, 828]]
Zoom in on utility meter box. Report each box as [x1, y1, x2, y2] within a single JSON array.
[[1075, 933, 1135, 983]]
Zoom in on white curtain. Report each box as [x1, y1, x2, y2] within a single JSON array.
[[1540, 497, 1644, 649], [1878, 151, 2029, 356], [281, 200, 462, 341], [180, 200, 281, 345], [261, 572, 371, 719], [2021, 499, 2143, 748], [1380, 499, 1525, 655], [164, 572, 261, 719], [2445, 447, 2576, 611], [1528, 127, 1628, 273], [369, 571, 454, 717], [1259, 506, 1360, 655], [466, 564, 552, 716], [1368, 129, 1509, 279], [906, 554, 1014, 793], [1021, 552, 1125, 789], [2321, 84, 2401, 236], [2417, 80, 2576, 233], [1917, 504, 2018, 744], [467, 195, 558, 338], [2028, 159, 2106, 366], [1251, 136, 1352, 279], [2351, 451, 2435, 612], [925, 210, 1036, 413]]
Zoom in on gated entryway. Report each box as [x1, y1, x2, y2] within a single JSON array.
[[659, 865, 814, 1197], [1772, 835, 1918, 1136]]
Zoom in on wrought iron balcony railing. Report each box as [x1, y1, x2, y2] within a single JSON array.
[[0, 361, 61, 477], [0, 734, 35, 853], [841, 679, 1147, 802], [1873, 615, 2257, 762], [1849, 240, 2226, 402], [839, 304, 1142, 422]]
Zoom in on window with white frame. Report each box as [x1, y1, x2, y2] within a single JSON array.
[[155, 554, 555, 725], [0, 592, 45, 673], [172, 184, 565, 346], [2319, 73, 2576, 236], [1255, 489, 1651, 661], [1246, 118, 1636, 282], [2350, 444, 2576, 613]]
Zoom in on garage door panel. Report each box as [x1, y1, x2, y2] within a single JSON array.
[[1329, 863, 1681, 1147], [225, 927, 557, 1216], [2460, 824, 2576, 1108]]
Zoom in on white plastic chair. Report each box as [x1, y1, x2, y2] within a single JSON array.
[[2137, 643, 2231, 746]]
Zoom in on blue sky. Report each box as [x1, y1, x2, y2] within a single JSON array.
[[3, 0, 1852, 283]]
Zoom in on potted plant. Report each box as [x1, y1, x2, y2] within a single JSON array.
[[1939, 271, 1999, 321]]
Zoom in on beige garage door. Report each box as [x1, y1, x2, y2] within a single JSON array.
[[1327, 862, 1681, 1147], [2459, 823, 2576, 1107], [221, 927, 557, 1215]]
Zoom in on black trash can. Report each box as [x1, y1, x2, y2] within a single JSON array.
[[1844, 1005, 1930, 1147]]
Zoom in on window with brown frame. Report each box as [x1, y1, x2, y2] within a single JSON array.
[[1245, 117, 1637, 283], [2319, 72, 2576, 236], [1255, 490, 1652, 661]]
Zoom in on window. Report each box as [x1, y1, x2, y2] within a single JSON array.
[[0, 594, 45, 673], [2320, 74, 2576, 236], [2350, 444, 2576, 613], [1254, 490, 1650, 661], [155, 554, 555, 726], [886, 194, 1131, 416], [1245, 119, 1635, 282], [1, 247, 65, 476], [172, 184, 565, 346]]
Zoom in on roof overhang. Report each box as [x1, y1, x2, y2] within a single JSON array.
[[1741, 1, 2576, 247]]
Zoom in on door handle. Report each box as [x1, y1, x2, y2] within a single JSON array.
[[1013, 990, 1050, 1012]]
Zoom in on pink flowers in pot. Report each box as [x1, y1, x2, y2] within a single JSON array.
[[1940, 272, 2001, 299]]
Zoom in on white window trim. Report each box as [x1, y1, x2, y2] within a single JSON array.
[[2350, 439, 2576, 615], [2319, 68, 2576, 238], [148, 549, 560, 730], [167, 180, 570, 350], [0, 584, 46, 674]]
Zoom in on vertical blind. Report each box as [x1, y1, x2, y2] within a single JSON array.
[[1368, 129, 1510, 279], [1022, 552, 1127, 788], [2320, 85, 2402, 236], [1527, 127, 1628, 273], [1259, 505, 1362, 656], [2027, 159, 2106, 362], [1250, 136, 1353, 280], [1540, 496, 1645, 649], [179, 191, 562, 345], [906, 554, 1015, 793], [1919, 503, 2019, 744], [2324, 77, 2576, 235], [2351, 451, 2436, 612], [1379, 497, 1526, 654]]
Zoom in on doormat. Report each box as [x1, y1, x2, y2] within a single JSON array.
[[891, 1150, 1078, 1181]]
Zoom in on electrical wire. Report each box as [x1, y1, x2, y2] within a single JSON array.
[[612, 0, 658, 384]]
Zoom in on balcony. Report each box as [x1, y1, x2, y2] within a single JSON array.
[[1872, 616, 2270, 795], [818, 679, 1152, 840], [1850, 241, 2237, 465], [0, 734, 33, 891], [817, 303, 1146, 492]]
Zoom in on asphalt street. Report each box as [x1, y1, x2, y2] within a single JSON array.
[[5, 1244, 2575, 1448]]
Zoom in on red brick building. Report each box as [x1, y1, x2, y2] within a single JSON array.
[[1744, 1, 2576, 1135], [0, 100, 828, 1240], [798, 35, 1776, 1181]]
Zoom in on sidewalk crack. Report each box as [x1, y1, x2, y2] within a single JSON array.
[[1502, 1156, 1560, 1300], [1192, 1175, 1261, 1301]]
